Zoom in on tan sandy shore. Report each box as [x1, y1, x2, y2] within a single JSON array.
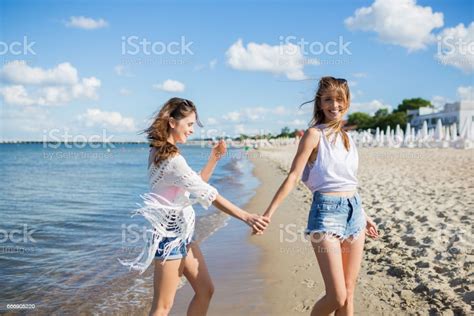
[[124, 146, 472, 316], [248, 146, 473, 315]]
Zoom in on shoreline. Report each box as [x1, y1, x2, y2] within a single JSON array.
[[165, 151, 270, 315]]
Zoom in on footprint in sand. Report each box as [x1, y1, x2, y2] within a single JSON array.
[[402, 236, 420, 247], [422, 236, 433, 244], [293, 299, 313, 312], [301, 278, 317, 289], [416, 215, 428, 223]]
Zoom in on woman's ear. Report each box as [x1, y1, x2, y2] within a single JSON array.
[[168, 117, 176, 129]]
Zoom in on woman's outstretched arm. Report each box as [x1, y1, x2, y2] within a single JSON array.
[[200, 140, 227, 182], [213, 194, 270, 233], [262, 128, 320, 220]]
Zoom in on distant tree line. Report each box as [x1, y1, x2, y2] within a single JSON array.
[[347, 98, 432, 131]]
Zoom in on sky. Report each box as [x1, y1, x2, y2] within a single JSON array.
[[0, 0, 473, 141]]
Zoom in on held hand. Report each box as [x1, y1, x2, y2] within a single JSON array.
[[211, 140, 227, 160], [245, 214, 270, 234], [365, 216, 379, 239], [252, 215, 271, 235]]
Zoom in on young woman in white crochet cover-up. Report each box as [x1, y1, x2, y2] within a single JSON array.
[[119, 97, 270, 316]]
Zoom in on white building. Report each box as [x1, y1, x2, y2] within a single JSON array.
[[409, 100, 474, 134]]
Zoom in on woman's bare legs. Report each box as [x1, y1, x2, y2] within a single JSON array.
[[310, 233, 347, 316], [183, 243, 214, 316], [335, 233, 366, 316], [149, 259, 185, 316]]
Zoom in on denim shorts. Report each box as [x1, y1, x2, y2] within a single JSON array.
[[305, 191, 366, 242], [155, 235, 195, 261]]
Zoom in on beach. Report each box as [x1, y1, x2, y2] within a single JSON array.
[[1, 144, 472, 315], [247, 145, 473, 315]]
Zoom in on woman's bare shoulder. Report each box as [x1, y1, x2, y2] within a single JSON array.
[[303, 127, 322, 144]]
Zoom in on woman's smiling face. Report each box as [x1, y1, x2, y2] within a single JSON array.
[[320, 92, 346, 123], [169, 111, 196, 144]]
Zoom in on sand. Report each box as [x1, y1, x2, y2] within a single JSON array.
[[130, 146, 472, 316], [248, 146, 473, 315]]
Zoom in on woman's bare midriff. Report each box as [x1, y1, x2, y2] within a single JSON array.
[[320, 191, 357, 198]]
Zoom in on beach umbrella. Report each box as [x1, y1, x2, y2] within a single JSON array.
[[435, 119, 443, 141]]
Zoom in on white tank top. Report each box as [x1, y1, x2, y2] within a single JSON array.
[[302, 124, 358, 193]]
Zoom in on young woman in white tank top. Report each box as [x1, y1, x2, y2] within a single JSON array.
[[261, 77, 379, 315]]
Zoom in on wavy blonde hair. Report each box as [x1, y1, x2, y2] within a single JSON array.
[[303, 76, 351, 151], [143, 97, 202, 165]]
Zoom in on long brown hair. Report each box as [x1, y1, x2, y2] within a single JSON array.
[[302, 76, 351, 151], [143, 97, 202, 165]]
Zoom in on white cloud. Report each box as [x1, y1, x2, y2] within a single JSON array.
[[435, 22, 474, 73], [288, 119, 307, 126], [0, 85, 97, 107], [345, 0, 443, 52], [273, 106, 287, 115], [206, 117, 217, 125], [349, 99, 392, 115], [276, 119, 307, 127], [429, 86, 472, 111], [431, 95, 450, 110], [65, 16, 109, 30], [71, 77, 101, 99], [226, 39, 306, 80], [0, 80, 100, 107], [221, 105, 303, 123], [223, 111, 241, 122], [39, 86, 72, 105], [0, 85, 36, 106], [0, 106, 54, 133], [244, 107, 267, 120], [0, 61, 101, 106], [457, 85, 474, 101], [77, 108, 136, 131], [153, 79, 185, 93], [1, 61, 78, 85], [222, 107, 271, 122], [234, 124, 246, 134]]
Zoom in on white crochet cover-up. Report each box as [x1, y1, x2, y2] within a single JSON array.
[[118, 153, 218, 274]]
